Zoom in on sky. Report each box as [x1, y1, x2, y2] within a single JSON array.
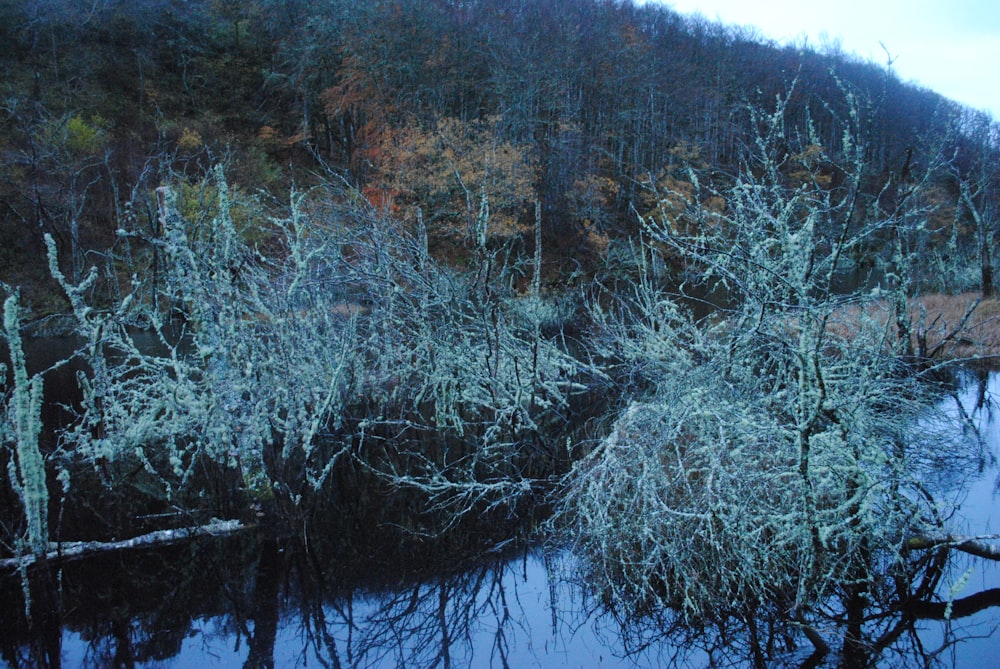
[[650, 0, 1000, 120]]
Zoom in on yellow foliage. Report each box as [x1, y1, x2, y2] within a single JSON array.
[[567, 173, 618, 225], [644, 172, 697, 231], [918, 183, 959, 233], [257, 125, 279, 144], [581, 219, 610, 256], [668, 142, 703, 165], [788, 143, 833, 189], [371, 115, 537, 239], [65, 115, 106, 156], [637, 146, 729, 239], [179, 127, 204, 152], [172, 177, 266, 244], [143, 81, 160, 105]]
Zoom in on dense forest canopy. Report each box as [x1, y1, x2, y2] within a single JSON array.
[[1, 0, 998, 311]]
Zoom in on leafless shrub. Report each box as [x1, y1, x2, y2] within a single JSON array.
[[40, 166, 600, 527], [552, 83, 979, 657]]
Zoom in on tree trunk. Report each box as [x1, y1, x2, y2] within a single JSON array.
[[981, 224, 994, 298]]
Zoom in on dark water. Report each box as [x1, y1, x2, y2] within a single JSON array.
[[908, 371, 1000, 667], [2, 369, 999, 667], [0, 521, 657, 668], [23, 549, 640, 668]]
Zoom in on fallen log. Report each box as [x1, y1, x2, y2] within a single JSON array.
[[0, 518, 250, 571]]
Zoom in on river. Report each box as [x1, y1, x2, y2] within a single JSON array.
[[1, 370, 998, 668]]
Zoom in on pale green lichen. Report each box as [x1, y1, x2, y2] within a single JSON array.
[[36, 165, 592, 517], [2, 294, 49, 556]]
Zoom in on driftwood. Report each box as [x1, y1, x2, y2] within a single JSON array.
[[0, 518, 250, 571]]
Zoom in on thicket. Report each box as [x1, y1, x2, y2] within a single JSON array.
[[2, 164, 602, 556], [551, 85, 995, 662]]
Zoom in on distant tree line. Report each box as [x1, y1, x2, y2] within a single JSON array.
[[2, 0, 998, 311]]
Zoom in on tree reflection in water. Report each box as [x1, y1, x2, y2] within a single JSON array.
[[2, 536, 997, 667], [1, 376, 999, 668]]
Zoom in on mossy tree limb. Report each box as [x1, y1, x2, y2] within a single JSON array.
[[2, 293, 49, 557]]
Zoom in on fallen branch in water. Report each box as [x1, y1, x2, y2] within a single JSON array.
[[0, 518, 250, 571], [905, 533, 1000, 561]]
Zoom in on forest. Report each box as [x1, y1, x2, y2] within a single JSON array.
[[2, 0, 1000, 667]]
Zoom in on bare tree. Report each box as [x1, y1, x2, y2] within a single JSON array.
[[552, 83, 989, 661], [954, 153, 1000, 299]]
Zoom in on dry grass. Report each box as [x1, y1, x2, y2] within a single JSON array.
[[828, 292, 1000, 361], [912, 293, 1000, 359]]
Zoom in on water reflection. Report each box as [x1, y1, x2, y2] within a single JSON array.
[[2, 375, 1000, 668], [3, 531, 997, 668], [905, 368, 1000, 669], [1, 533, 645, 668]]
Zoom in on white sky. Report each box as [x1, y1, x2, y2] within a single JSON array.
[[653, 0, 1000, 120]]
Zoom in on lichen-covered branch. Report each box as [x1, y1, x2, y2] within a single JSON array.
[[2, 293, 49, 557], [552, 82, 971, 657], [0, 518, 248, 570], [905, 533, 1000, 561]]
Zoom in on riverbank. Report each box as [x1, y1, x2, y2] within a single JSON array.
[[910, 293, 1000, 360], [830, 292, 1000, 363], [907, 292, 1000, 361]]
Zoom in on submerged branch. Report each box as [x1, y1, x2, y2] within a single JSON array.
[[0, 518, 250, 571], [906, 588, 1000, 620]]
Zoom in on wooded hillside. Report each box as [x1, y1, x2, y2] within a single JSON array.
[[2, 0, 997, 314]]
